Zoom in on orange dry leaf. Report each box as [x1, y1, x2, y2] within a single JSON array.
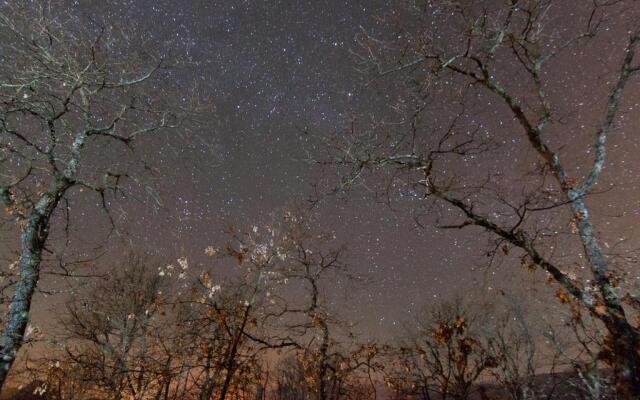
[[562, 177, 578, 190], [520, 254, 535, 272], [454, 316, 466, 330], [555, 289, 570, 304], [570, 304, 581, 322], [595, 305, 608, 316], [200, 271, 213, 289], [433, 321, 453, 344]]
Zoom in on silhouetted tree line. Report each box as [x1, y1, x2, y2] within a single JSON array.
[[1, 216, 631, 400]]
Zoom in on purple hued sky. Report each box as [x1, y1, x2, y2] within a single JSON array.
[[16, 0, 640, 339]]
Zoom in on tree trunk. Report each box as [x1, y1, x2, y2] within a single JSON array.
[[317, 318, 330, 400], [198, 350, 217, 400], [218, 306, 251, 400], [0, 188, 64, 389], [568, 196, 640, 396], [603, 318, 640, 397], [0, 214, 48, 385]]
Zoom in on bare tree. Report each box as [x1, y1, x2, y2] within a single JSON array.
[[318, 0, 640, 395], [488, 307, 540, 400], [0, 3, 185, 387], [274, 355, 312, 400], [249, 214, 376, 400], [205, 212, 375, 400], [543, 305, 619, 400], [56, 256, 171, 400], [385, 298, 498, 400], [184, 285, 265, 400], [57, 256, 267, 400]]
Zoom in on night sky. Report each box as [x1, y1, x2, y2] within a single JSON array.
[[20, 0, 640, 339]]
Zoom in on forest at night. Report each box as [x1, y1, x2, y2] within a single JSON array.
[[1, 0, 640, 399]]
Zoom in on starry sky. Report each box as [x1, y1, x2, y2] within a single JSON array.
[[18, 0, 640, 339]]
